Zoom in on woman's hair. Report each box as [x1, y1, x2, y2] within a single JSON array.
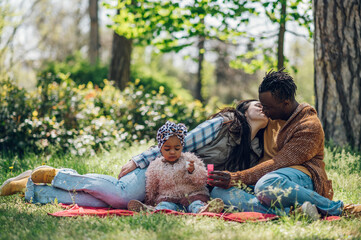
[[209, 99, 263, 172]]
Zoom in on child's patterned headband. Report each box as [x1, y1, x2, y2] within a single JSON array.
[[157, 121, 188, 149]]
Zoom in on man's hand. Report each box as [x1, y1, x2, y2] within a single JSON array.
[[207, 170, 231, 189], [118, 160, 137, 179]]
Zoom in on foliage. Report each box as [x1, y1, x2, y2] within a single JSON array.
[[105, 0, 259, 103], [230, 46, 278, 73], [259, 0, 313, 37], [39, 53, 109, 88], [40, 49, 194, 102], [0, 79, 33, 152], [105, 0, 255, 52], [105, 0, 313, 75], [130, 47, 194, 102], [229, 0, 313, 73], [0, 75, 210, 156]]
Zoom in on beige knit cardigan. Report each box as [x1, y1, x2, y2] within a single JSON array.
[[228, 103, 334, 200]]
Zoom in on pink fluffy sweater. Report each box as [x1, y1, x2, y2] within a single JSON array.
[[145, 152, 209, 206]]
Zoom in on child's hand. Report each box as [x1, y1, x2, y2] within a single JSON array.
[[186, 160, 195, 173]]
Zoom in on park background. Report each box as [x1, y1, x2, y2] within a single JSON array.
[[0, 0, 361, 239]]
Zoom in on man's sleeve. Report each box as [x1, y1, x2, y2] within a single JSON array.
[[132, 116, 223, 168]]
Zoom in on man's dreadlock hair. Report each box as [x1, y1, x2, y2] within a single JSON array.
[[258, 68, 297, 101]]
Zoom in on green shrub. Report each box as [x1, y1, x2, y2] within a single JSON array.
[[0, 75, 209, 156], [0, 79, 33, 153], [40, 52, 108, 88], [39, 52, 193, 103], [130, 64, 193, 102]]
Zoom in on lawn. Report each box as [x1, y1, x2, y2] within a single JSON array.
[[1, 143, 361, 240]]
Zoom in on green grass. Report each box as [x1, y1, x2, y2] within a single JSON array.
[[1, 143, 361, 240]]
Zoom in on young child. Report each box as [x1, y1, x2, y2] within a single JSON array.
[[127, 121, 224, 213]]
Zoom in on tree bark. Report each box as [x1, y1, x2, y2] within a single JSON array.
[[108, 32, 132, 90], [277, 0, 286, 70], [196, 36, 205, 102], [89, 0, 100, 65], [314, 0, 361, 149]]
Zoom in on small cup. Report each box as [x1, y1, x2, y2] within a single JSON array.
[[207, 164, 214, 180]]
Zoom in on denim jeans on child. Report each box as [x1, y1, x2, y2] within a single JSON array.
[[155, 200, 205, 213], [25, 167, 147, 208], [211, 167, 343, 216]]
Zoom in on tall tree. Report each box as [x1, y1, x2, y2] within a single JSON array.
[[108, 32, 132, 90], [277, 0, 286, 70], [106, 0, 255, 101], [89, 0, 100, 65], [314, 0, 361, 149]]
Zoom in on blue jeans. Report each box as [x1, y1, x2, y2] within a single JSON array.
[[155, 200, 206, 213], [211, 168, 344, 216], [25, 168, 147, 209]]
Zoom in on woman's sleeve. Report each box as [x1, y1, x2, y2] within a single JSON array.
[[182, 117, 223, 152]]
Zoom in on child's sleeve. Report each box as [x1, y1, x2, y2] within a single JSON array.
[[145, 160, 160, 206], [184, 152, 207, 185]]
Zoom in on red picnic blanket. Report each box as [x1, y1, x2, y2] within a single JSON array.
[[48, 204, 341, 223]]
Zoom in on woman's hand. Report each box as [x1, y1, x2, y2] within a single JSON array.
[[207, 171, 231, 189], [118, 160, 137, 179]]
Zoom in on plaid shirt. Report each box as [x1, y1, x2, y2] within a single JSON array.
[[132, 116, 224, 168]]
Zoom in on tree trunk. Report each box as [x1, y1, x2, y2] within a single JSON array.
[[89, 0, 99, 65], [196, 36, 205, 102], [314, 0, 361, 149], [277, 0, 286, 70], [108, 32, 132, 90]]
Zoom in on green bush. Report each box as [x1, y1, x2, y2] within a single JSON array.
[[39, 53, 108, 88], [0, 79, 33, 153], [130, 64, 193, 102], [0, 75, 210, 156], [39, 52, 193, 103]]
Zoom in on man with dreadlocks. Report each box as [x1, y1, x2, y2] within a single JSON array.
[[209, 68, 360, 220]]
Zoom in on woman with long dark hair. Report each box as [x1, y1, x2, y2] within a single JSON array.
[[199, 100, 267, 173]]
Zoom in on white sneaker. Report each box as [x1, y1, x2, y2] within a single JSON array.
[[300, 201, 321, 221]]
